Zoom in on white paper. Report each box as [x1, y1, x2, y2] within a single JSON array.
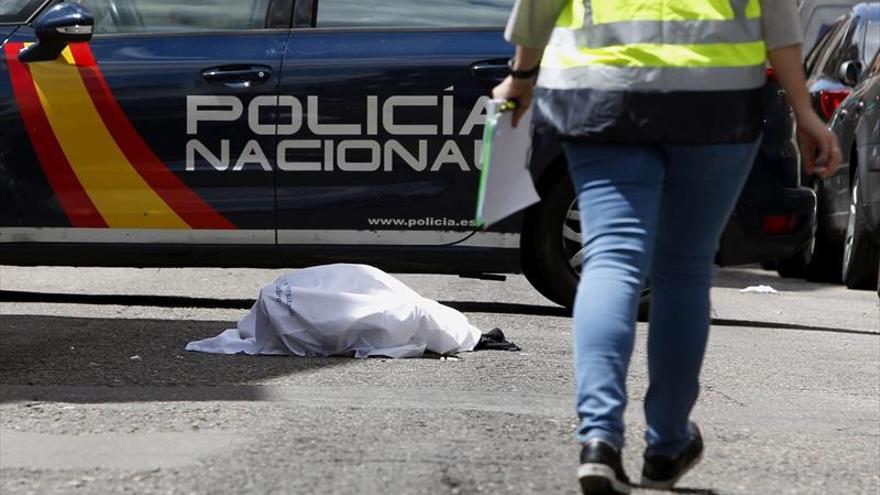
[[739, 285, 780, 294], [476, 102, 541, 228]]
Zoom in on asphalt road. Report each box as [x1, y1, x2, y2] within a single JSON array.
[[0, 265, 878, 495]]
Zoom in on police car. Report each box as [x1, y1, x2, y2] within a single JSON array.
[[1, 0, 816, 308]]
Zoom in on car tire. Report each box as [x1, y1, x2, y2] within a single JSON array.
[[842, 169, 880, 290], [522, 172, 651, 319], [776, 206, 818, 279], [805, 181, 844, 283], [776, 243, 812, 278]]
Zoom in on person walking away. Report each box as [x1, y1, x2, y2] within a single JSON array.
[[493, 1, 842, 494]]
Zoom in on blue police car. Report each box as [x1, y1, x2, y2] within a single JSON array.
[[0, 0, 816, 307]]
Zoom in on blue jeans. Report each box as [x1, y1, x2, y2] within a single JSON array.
[[563, 140, 759, 456]]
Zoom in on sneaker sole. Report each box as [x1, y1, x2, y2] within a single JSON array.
[[640, 452, 704, 490], [578, 463, 632, 494]]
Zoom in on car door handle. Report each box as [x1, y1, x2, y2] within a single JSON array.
[[471, 60, 510, 82], [201, 65, 272, 88]]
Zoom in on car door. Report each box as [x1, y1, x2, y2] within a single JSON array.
[[1, 0, 291, 245], [274, 0, 515, 249]]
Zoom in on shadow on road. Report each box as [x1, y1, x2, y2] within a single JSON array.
[[710, 318, 877, 336], [0, 290, 256, 309], [441, 300, 570, 317], [4, 290, 876, 335], [0, 290, 572, 317], [0, 314, 358, 405]]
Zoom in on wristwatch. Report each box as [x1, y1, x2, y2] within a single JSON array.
[[507, 58, 540, 80]]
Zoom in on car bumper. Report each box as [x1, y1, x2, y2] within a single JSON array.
[[717, 186, 816, 266]]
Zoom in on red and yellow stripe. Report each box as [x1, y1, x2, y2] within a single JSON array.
[[4, 42, 233, 229]]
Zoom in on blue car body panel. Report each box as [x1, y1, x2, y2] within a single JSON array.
[[276, 29, 509, 242], [0, 0, 815, 274], [2, 26, 287, 232], [1, 26, 19, 45]]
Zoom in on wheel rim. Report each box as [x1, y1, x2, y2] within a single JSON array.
[[843, 178, 858, 274], [560, 198, 651, 298], [561, 199, 584, 274], [804, 182, 820, 263]]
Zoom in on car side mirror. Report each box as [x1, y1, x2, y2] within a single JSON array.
[[18, 3, 94, 63], [838, 60, 862, 86]]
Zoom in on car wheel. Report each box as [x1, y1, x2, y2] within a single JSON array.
[[776, 230, 814, 278], [805, 181, 844, 283], [775, 183, 819, 278], [842, 170, 880, 290], [522, 173, 651, 318]]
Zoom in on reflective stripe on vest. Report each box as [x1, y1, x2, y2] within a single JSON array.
[[555, 0, 762, 45], [537, 64, 766, 91], [540, 0, 767, 91]]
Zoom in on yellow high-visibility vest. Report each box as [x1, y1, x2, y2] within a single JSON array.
[[533, 0, 769, 143], [541, 0, 766, 90]]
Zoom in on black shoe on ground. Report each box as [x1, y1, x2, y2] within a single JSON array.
[[641, 422, 704, 490], [578, 439, 632, 495]]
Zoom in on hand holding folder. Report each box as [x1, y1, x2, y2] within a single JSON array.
[[474, 100, 541, 228]]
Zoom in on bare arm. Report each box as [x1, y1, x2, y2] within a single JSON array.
[[767, 44, 842, 178], [492, 46, 542, 127], [493, 0, 560, 127]]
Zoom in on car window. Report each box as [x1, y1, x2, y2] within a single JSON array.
[[0, 0, 44, 23], [805, 17, 845, 74], [803, 4, 858, 53], [809, 16, 849, 77], [864, 20, 880, 71], [817, 16, 856, 77], [71, 0, 271, 34], [315, 0, 515, 28]]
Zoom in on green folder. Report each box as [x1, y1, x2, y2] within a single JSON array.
[[475, 100, 517, 228]]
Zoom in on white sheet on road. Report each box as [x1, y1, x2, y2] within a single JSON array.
[[185, 264, 482, 358]]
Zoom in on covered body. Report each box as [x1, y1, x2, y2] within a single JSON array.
[[186, 264, 482, 358]]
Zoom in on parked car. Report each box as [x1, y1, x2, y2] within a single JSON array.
[[774, 2, 880, 284], [1, 0, 816, 308], [828, 48, 880, 289]]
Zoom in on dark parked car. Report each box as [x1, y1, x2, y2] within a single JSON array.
[[1, 0, 816, 308], [776, 2, 879, 286], [829, 49, 880, 289]]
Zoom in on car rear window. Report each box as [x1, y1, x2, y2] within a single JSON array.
[[864, 21, 880, 70], [805, 17, 845, 74], [811, 16, 854, 78], [315, 0, 515, 28], [0, 0, 45, 24], [802, 3, 859, 54]]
